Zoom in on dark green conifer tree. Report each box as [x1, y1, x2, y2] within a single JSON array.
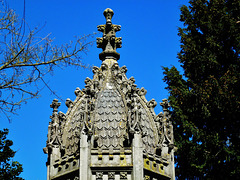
[[0, 129, 23, 180], [163, 0, 240, 179]]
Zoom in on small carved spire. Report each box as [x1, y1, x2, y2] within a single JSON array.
[[160, 98, 170, 118], [97, 8, 122, 61], [50, 99, 61, 113], [104, 8, 114, 25]]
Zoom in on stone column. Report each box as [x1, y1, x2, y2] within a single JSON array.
[[169, 150, 175, 180], [132, 133, 143, 180], [46, 164, 50, 180], [79, 133, 89, 180], [49, 148, 60, 179]]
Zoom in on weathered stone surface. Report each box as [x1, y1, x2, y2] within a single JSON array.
[[132, 133, 144, 180], [44, 8, 175, 180], [95, 88, 127, 149], [97, 8, 122, 61]]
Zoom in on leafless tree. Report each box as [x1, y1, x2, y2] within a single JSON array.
[[0, 2, 94, 121]]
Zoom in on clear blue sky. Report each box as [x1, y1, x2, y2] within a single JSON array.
[[2, 0, 189, 179]]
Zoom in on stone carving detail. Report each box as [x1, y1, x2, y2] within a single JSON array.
[[96, 172, 103, 179], [147, 99, 157, 117], [74, 87, 83, 97], [65, 98, 74, 108], [45, 61, 168, 156], [108, 172, 115, 179], [156, 99, 174, 156], [144, 175, 150, 180], [128, 94, 142, 134], [91, 61, 159, 153], [50, 99, 61, 112], [82, 77, 95, 96], [48, 57, 160, 154], [138, 87, 147, 102], [55, 94, 94, 157], [97, 8, 122, 61], [44, 8, 175, 180], [44, 99, 65, 154], [94, 88, 127, 149], [120, 172, 127, 179]]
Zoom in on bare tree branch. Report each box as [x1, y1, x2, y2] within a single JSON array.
[[0, 1, 95, 121]]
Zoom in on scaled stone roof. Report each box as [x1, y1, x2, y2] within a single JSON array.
[[58, 59, 162, 156], [44, 8, 174, 166], [95, 88, 127, 149]]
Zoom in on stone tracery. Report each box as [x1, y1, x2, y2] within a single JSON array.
[[44, 8, 175, 180]]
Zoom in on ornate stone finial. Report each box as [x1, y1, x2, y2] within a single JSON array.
[[160, 99, 170, 112], [50, 99, 61, 113], [97, 8, 122, 61], [160, 99, 171, 120], [103, 8, 114, 25]]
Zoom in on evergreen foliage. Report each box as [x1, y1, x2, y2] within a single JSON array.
[[0, 129, 23, 179], [163, 0, 240, 179]]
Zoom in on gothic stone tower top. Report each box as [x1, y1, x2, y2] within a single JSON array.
[[44, 8, 175, 180]]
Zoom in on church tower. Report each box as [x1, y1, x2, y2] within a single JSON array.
[[44, 8, 175, 180]]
